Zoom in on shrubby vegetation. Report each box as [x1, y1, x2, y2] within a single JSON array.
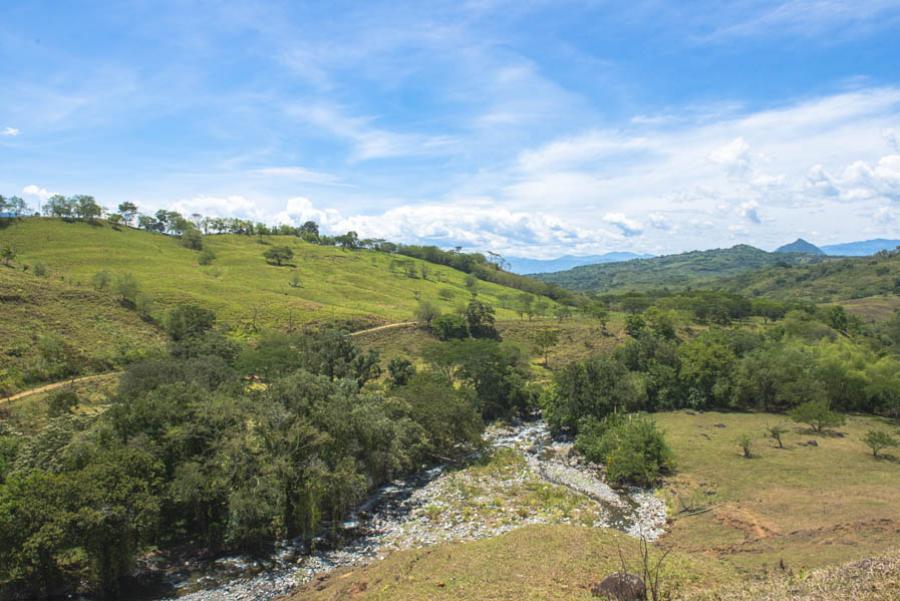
[[0, 303, 537, 599], [574, 414, 674, 486]]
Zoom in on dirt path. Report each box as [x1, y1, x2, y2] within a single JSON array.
[[350, 321, 417, 336], [1, 372, 120, 405], [1, 323, 416, 405]]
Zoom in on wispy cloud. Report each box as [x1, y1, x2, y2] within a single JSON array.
[[252, 166, 343, 185], [1, 126, 19, 136]]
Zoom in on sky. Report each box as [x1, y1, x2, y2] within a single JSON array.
[[2, 0, 900, 258]]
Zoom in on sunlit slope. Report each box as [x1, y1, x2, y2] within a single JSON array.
[[2, 219, 549, 330], [0, 266, 165, 395]]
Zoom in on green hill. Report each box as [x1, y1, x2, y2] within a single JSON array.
[[534, 244, 819, 293], [0, 266, 165, 396], [1, 218, 554, 331], [721, 249, 900, 303]]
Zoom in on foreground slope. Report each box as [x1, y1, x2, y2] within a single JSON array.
[[1, 219, 551, 330], [534, 245, 818, 293]]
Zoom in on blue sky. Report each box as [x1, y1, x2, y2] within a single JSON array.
[[2, 0, 900, 257]]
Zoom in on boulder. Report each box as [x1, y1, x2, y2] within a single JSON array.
[[590, 573, 646, 600]]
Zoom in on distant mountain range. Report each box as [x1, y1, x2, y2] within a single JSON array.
[[505, 252, 653, 275], [820, 239, 900, 256]]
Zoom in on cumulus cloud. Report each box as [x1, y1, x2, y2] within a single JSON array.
[[603, 212, 643, 237], [648, 212, 672, 230], [21, 184, 54, 201], [1, 127, 19, 136], [739, 200, 762, 224], [273, 196, 343, 227], [170, 195, 271, 221], [707, 136, 752, 175], [875, 206, 896, 224]]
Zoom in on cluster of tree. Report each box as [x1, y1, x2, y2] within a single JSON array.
[[543, 311, 900, 436], [418, 298, 501, 341], [0, 194, 30, 216], [0, 303, 537, 599]]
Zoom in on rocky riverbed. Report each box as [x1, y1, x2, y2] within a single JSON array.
[[152, 420, 668, 601]]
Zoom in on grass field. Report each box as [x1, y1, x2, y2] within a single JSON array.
[[300, 524, 737, 601], [0, 218, 554, 332], [656, 411, 900, 574], [0, 265, 165, 395]]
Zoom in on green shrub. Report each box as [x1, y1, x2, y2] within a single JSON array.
[[863, 430, 898, 458], [48, 387, 79, 417], [431, 314, 468, 340], [789, 399, 846, 433], [33, 262, 47, 277], [575, 414, 674, 487], [198, 248, 216, 265]]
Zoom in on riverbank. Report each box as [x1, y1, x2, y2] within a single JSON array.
[[152, 420, 667, 601]]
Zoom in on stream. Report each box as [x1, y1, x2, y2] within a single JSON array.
[[137, 419, 667, 601]]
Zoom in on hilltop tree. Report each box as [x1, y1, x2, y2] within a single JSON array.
[[44, 194, 73, 219], [336, 231, 359, 250], [263, 246, 294, 266], [117, 202, 138, 224], [5, 196, 27, 216], [73, 195, 102, 222], [299, 220, 319, 242]]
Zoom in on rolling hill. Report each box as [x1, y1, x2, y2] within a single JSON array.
[[505, 252, 652, 275], [533, 244, 820, 293], [1, 218, 555, 330]]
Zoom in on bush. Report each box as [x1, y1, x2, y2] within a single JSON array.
[[431, 314, 468, 340], [92, 270, 111, 291], [575, 414, 674, 487], [198, 248, 216, 265], [738, 434, 753, 458], [48, 387, 79, 417], [263, 246, 294, 266], [414, 300, 440, 326], [863, 430, 898, 457], [789, 399, 846, 433], [33, 262, 47, 277], [387, 357, 415, 387], [165, 304, 217, 341]]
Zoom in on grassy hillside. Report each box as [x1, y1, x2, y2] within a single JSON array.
[[658, 411, 900, 573], [535, 245, 819, 293], [720, 249, 900, 303], [1, 218, 554, 332], [0, 266, 165, 396]]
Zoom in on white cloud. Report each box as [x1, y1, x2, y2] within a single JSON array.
[[648, 212, 672, 230], [21, 184, 54, 201], [875, 206, 896, 224], [253, 166, 342, 185], [603, 212, 643, 237], [1, 127, 19, 137], [273, 196, 344, 227], [707, 136, 752, 175]]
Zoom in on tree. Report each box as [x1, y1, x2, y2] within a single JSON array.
[[829, 305, 849, 333], [92, 270, 112, 290], [336, 230, 359, 250], [0, 241, 15, 266], [288, 272, 302, 288], [789, 399, 846, 433], [114, 273, 140, 307], [137, 214, 158, 232], [387, 357, 416, 387], [414, 300, 440, 326], [117, 202, 138, 224], [863, 430, 898, 458], [533, 329, 560, 367], [465, 299, 499, 339], [625, 313, 646, 338], [738, 434, 753, 458], [165, 305, 216, 341], [6, 196, 27, 216], [44, 194, 73, 219], [431, 314, 468, 340], [263, 246, 294, 266], [73, 195, 102, 222], [299, 220, 319, 242], [107, 214, 124, 229], [181, 227, 203, 250], [198, 248, 216, 265], [767, 424, 787, 449]]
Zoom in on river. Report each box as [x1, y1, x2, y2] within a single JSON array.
[[137, 419, 667, 601]]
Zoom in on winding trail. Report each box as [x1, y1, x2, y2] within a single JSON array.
[[1, 322, 416, 405], [0, 372, 120, 405]]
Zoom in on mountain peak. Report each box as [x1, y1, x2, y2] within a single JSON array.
[[775, 238, 825, 255]]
